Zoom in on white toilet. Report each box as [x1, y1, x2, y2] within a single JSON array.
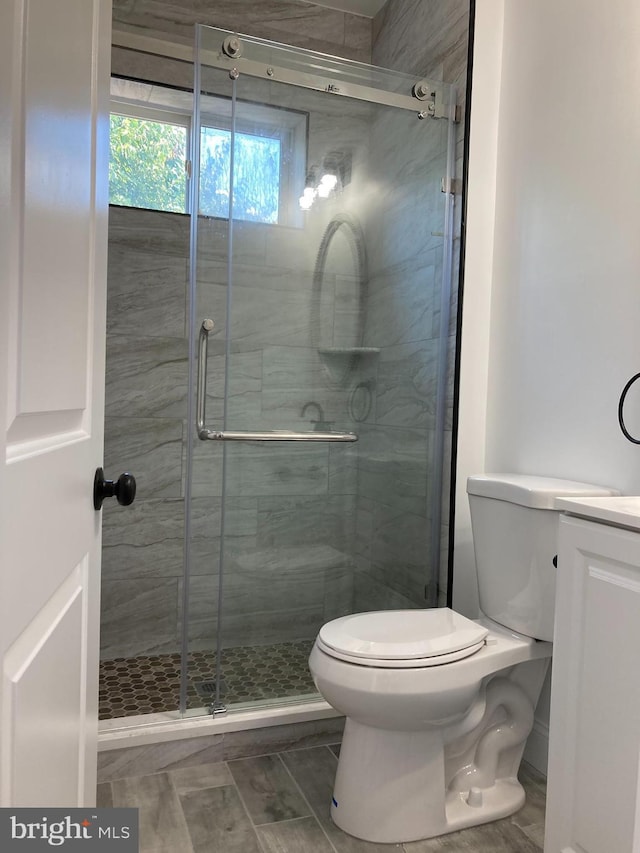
[[309, 474, 617, 844]]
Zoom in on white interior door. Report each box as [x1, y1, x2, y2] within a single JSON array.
[[0, 0, 111, 806]]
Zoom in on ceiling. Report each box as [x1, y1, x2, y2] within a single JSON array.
[[309, 0, 389, 18]]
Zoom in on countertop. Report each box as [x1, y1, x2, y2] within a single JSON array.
[[556, 496, 640, 532]]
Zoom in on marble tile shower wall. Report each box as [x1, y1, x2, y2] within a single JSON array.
[[102, 203, 364, 660], [352, 0, 470, 610], [111, 0, 372, 63]]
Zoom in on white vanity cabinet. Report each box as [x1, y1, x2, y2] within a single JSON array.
[[544, 498, 640, 853]]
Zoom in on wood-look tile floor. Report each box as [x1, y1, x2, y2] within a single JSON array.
[[98, 744, 546, 853]]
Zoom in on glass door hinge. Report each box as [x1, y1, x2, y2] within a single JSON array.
[[441, 177, 462, 195]]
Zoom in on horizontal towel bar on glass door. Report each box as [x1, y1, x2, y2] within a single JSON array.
[[196, 319, 358, 444], [198, 428, 358, 442]]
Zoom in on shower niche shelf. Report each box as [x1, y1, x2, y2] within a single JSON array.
[[318, 347, 380, 384]]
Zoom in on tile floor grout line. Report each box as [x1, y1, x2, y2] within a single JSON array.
[[166, 773, 197, 853], [252, 814, 323, 829], [222, 761, 270, 853], [275, 751, 340, 853], [104, 738, 344, 787], [223, 736, 343, 768], [324, 743, 339, 760]]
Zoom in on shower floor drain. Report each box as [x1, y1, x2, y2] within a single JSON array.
[[194, 679, 227, 700]]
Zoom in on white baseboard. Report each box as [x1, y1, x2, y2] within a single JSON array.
[[523, 717, 549, 776]]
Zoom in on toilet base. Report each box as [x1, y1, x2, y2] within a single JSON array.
[[330, 718, 526, 844]]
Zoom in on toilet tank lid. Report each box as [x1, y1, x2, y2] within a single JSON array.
[[467, 474, 618, 509]]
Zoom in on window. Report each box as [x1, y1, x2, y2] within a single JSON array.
[[200, 127, 281, 223], [109, 78, 306, 226], [109, 108, 189, 214]]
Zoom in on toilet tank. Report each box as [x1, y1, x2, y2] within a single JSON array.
[[467, 474, 617, 641]]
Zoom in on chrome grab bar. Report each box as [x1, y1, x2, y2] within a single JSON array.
[[196, 319, 358, 443]]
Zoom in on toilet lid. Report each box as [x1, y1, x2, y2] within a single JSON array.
[[318, 608, 489, 661]]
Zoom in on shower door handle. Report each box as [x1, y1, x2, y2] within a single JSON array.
[[199, 428, 358, 442], [196, 319, 357, 443]]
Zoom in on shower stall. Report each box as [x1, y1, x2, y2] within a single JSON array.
[[100, 24, 458, 726]]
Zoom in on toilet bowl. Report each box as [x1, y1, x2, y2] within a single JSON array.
[[309, 474, 618, 844]]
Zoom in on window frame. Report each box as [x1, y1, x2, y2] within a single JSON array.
[[109, 77, 308, 227], [109, 98, 193, 215]]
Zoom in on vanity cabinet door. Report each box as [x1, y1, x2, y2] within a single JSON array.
[[544, 515, 640, 853]]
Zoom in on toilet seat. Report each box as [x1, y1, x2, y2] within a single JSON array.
[[317, 608, 489, 668]]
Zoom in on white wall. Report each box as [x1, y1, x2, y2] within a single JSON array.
[[456, 0, 640, 770]]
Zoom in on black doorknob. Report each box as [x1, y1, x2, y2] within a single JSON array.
[[93, 467, 137, 510]]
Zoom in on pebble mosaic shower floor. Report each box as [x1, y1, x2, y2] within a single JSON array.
[[98, 639, 317, 720]]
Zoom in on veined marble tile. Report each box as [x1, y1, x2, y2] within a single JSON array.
[[105, 335, 188, 419], [224, 441, 329, 497], [353, 569, 419, 613], [256, 493, 356, 552], [372, 0, 468, 80], [229, 542, 347, 575], [185, 582, 324, 647], [368, 503, 433, 605], [181, 573, 219, 645], [185, 544, 340, 645], [427, 243, 450, 340], [363, 261, 438, 350], [107, 246, 187, 339], [368, 104, 450, 191], [256, 818, 334, 853], [227, 754, 310, 825], [201, 218, 268, 269], [366, 182, 446, 284], [333, 274, 365, 349], [445, 334, 456, 430], [226, 283, 314, 350], [189, 496, 258, 576], [104, 416, 183, 499], [195, 280, 227, 345], [108, 205, 189, 259], [322, 565, 355, 622], [195, 216, 231, 266], [403, 818, 541, 852], [169, 761, 233, 795], [181, 785, 262, 853], [100, 577, 180, 659], [187, 427, 223, 498], [111, 772, 191, 853], [114, 0, 366, 59], [111, 45, 195, 93], [344, 12, 372, 59], [261, 346, 347, 427], [224, 350, 264, 425], [375, 339, 440, 430], [96, 783, 113, 809], [356, 423, 432, 512], [440, 428, 453, 527], [102, 497, 184, 580], [328, 441, 359, 495], [262, 225, 321, 275], [354, 499, 374, 566], [191, 338, 263, 427]]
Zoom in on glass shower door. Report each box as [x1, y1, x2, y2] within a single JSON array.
[[186, 25, 456, 715]]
